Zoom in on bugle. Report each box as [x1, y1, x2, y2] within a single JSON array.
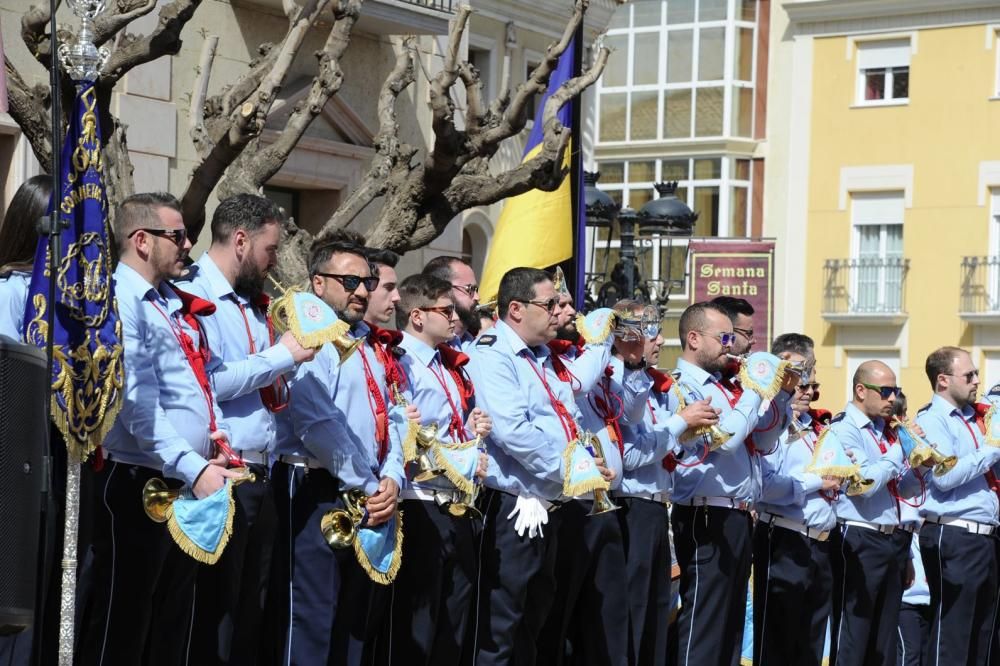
[[582, 431, 619, 515], [320, 489, 369, 550]]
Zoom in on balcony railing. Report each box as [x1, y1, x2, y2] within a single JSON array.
[[960, 255, 1000, 316], [397, 0, 453, 10], [822, 257, 909, 319]]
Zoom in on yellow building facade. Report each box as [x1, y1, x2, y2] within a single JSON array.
[[767, 0, 1000, 408]]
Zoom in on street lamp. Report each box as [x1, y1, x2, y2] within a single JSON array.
[[637, 182, 698, 303]]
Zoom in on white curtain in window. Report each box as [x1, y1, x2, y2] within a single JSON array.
[[857, 39, 911, 70]]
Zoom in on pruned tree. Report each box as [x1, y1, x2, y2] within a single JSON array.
[[7, 0, 609, 283]]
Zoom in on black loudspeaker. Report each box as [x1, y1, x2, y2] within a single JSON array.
[[0, 337, 47, 632]]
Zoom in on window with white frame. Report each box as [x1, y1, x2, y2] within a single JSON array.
[[596, 0, 758, 144], [855, 39, 910, 105], [851, 192, 905, 312], [987, 189, 1000, 310]]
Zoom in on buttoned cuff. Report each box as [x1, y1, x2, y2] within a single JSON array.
[[175, 450, 210, 488], [794, 472, 825, 498], [261, 340, 296, 374], [665, 413, 688, 439]]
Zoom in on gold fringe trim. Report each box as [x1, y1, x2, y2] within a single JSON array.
[[575, 311, 614, 345], [986, 404, 1000, 447], [164, 488, 235, 565], [402, 418, 420, 462], [738, 357, 791, 404], [355, 510, 404, 585], [562, 439, 610, 497], [431, 446, 475, 494], [268, 289, 352, 350], [805, 428, 860, 479]]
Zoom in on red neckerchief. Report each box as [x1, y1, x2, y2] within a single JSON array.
[[363, 322, 405, 464], [968, 403, 1000, 504], [870, 422, 902, 519], [366, 322, 406, 390], [809, 408, 832, 436], [240, 292, 290, 413], [588, 366, 625, 457], [161, 285, 243, 467], [644, 367, 678, 472], [437, 343, 474, 413], [547, 338, 582, 388], [720, 357, 744, 399]]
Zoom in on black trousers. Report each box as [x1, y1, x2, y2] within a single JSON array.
[[918, 523, 1000, 666], [897, 602, 931, 666], [618, 497, 671, 666], [191, 463, 277, 665], [473, 489, 562, 666], [830, 525, 907, 666], [671, 504, 753, 666], [752, 522, 832, 666], [266, 462, 390, 666], [381, 498, 476, 665], [77, 462, 196, 666], [537, 499, 628, 666]]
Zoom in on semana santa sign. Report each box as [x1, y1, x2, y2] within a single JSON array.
[[688, 240, 776, 348]]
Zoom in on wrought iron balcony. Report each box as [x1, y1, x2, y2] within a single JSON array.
[[960, 255, 1000, 321], [399, 0, 453, 9], [822, 257, 909, 324], [357, 0, 454, 35]]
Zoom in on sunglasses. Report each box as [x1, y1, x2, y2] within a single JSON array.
[[700, 330, 736, 347], [419, 304, 456, 319], [314, 273, 380, 292], [128, 227, 187, 246], [860, 382, 900, 400], [516, 298, 559, 314], [945, 369, 979, 383], [452, 284, 479, 297], [733, 326, 755, 342], [798, 382, 821, 392]]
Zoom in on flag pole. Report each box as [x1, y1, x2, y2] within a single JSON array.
[[570, 18, 585, 309]]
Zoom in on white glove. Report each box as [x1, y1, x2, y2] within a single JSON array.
[[507, 495, 531, 538], [526, 498, 550, 539]]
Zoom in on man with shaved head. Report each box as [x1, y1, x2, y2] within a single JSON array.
[[914, 347, 1000, 666], [829, 360, 921, 665]]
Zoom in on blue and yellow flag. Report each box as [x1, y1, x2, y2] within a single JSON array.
[[23, 82, 124, 461], [480, 37, 580, 303]]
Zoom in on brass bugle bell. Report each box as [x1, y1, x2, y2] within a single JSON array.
[[910, 445, 958, 477], [321, 489, 368, 550], [142, 469, 256, 523], [584, 432, 619, 516], [845, 471, 876, 497], [142, 477, 182, 523], [412, 423, 446, 483], [680, 423, 734, 452]]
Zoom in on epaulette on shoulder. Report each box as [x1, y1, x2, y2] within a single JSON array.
[[175, 263, 199, 283], [915, 402, 932, 416], [391, 346, 406, 358], [476, 334, 497, 347], [830, 411, 847, 424]]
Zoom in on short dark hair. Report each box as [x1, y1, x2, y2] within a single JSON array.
[[210, 194, 282, 244], [678, 301, 727, 351], [710, 296, 754, 321], [307, 229, 368, 277], [891, 391, 908, 419], [925, 346, 965, 389], [0, 175, 51, 272], [771, 333, 815, 357], [396, 274, 452, 329], [114, 192, 182, 254], [422, 255, 470, 283], [498, 267, 550, 321], [366, 247, 399, 269]]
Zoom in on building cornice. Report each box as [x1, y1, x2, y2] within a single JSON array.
[[471, 0, 620, 42], [785, 0, 1000, 36]]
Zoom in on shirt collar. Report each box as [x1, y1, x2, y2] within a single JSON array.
[[114, 262, 161, 304], [194, 253, 240, 303], [675, 357, 713, 386], [350, 320, 371, 340], [845, 402, 879, 431], [929, 393, 973, 419], [399, 331, 439, 367]]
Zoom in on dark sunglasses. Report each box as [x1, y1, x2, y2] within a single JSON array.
[[314, 273, 379, 292], [516, 298, 559, 314], [128, 227, 187, 246], [419, 305, 456, 319], [945, 369, 979, 383], [798, 382, 821, 392], [860, 382, 900, 400], [733, 326, 755, 342]]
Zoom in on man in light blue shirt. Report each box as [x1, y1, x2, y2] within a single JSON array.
[[669, 301, 794, 666], [387, 273, 490, 664], [914, 347, 1000, 666], [80, 192, 242, 666], [180, 194, 315, 666], [467, 267, 612, 666], [830, 360, 920, 666], [271, 231, 403, 666], [754, 335, 840, 666]]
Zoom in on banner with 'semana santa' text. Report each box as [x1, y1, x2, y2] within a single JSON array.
[[688, 240, 775, 349]]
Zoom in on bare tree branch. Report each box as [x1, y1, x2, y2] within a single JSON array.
[[217, 0, 365, 200], [478, 0, 587, 148], [93, 0, 159, 47], [423, 5, 472, 178], [99, 0, 203, 86], [189, 34, 219, 158], [5, 57, 52, 171], [21, 1, 59, 64], [180, 0, 339, 239]]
